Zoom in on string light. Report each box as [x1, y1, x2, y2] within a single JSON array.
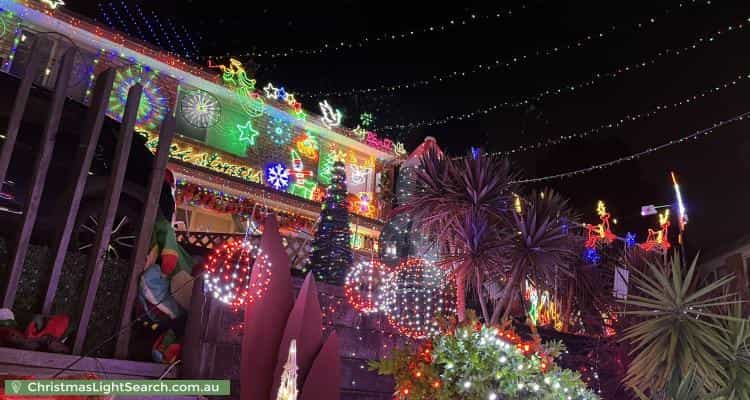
[[511, 111, 750, 184], [203, 240, 272, 310], [199, 5, 529, 60], [379, 257, 455, 339], [298, 1, 715, 98], [487, 73, 750, 157], [344, 260, 389, 314], [379, 16, 750, 132]]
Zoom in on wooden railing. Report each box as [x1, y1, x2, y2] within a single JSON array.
[[0, 37, 175, 359]]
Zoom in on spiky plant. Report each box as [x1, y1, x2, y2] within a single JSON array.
[[403, 149, 514, 322], [490, 189, 579, 324], [620, 254, 738, 394], [715, 304, 750, 400], [633, 369, 706, 400]]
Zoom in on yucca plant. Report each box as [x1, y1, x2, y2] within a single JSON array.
[[633, 369, 706, 400], [714, 304, 750, 400], [490, 189, 579, 324], [403, 149, 514, 322], [620, 253, 738, 394]]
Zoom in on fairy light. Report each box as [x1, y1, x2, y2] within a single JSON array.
[[150, 10, 177, 54], [134, 3, 162, 48], [297, 1, 715, 98], [380, 16, 750, 133], [203, 239, 272, 310], [379, 257, 455, 339], [199, 5, 529, 60], [487, 73, 750, 157], [344, 260, 389, 314], [511, 111, 750, 184], [118, 0, 146, 44]]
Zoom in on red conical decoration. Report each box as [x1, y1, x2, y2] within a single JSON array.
[[270, 273, 324, 398], [300, 332, 341, 400], [241, 215, 294, 400]]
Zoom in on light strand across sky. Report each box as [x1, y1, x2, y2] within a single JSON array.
[[487, 73, 750, 157], [509, 111, 750, 184], [377, 16, 749, 133], [199, 5, 529, 60], [296, 0, 714, 98]]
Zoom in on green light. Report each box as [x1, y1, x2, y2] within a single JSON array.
[[237, 120, 260, 146]]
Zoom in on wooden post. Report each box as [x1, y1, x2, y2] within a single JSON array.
[[181, 279, 208, 378], [72, 84, 142, 355], [114, 115, 176, 359], [0, 37, 48, 194], [1, 48, 76, 308], [41, 69, 116, 315]]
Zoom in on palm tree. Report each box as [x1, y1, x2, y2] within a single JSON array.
[[403, 149, 514, 322], [491, 189, 580, 324], [620, 253, 738, 395]]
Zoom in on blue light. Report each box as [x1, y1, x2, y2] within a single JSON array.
[[471, 146, 480, 160], [265, 162, 290, 191], [583, 248, 601, 264], [625, 232, 636, 248]]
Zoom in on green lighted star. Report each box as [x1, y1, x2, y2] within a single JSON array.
[[237, 120, 260, 146]]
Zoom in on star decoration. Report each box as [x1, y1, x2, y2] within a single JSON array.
[[237, 121, 260, 145], [263, 83, 280, 100]]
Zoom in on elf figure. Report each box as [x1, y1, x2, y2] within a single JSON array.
[[136, 169, 194, 363]]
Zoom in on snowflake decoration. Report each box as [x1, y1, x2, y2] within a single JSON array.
[[180, 90, 221, 128], [266, 162, 290, 190]]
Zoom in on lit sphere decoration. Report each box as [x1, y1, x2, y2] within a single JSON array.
[[202, 239, 272, 310], [344, 260, 389, 314], [180, 89, 221, 128], [380, 257, 456, 339]]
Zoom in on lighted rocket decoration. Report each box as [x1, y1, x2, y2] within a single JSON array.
[[585, 201, 616, 249], [640, 209, 671, 252]]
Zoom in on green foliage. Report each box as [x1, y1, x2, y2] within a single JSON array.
[[714, 305, 750, 400], [621, 253, 744, 395], [371, 316, 597, 400]]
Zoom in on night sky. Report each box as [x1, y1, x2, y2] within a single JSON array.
[[69, 0, 750, 256]]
